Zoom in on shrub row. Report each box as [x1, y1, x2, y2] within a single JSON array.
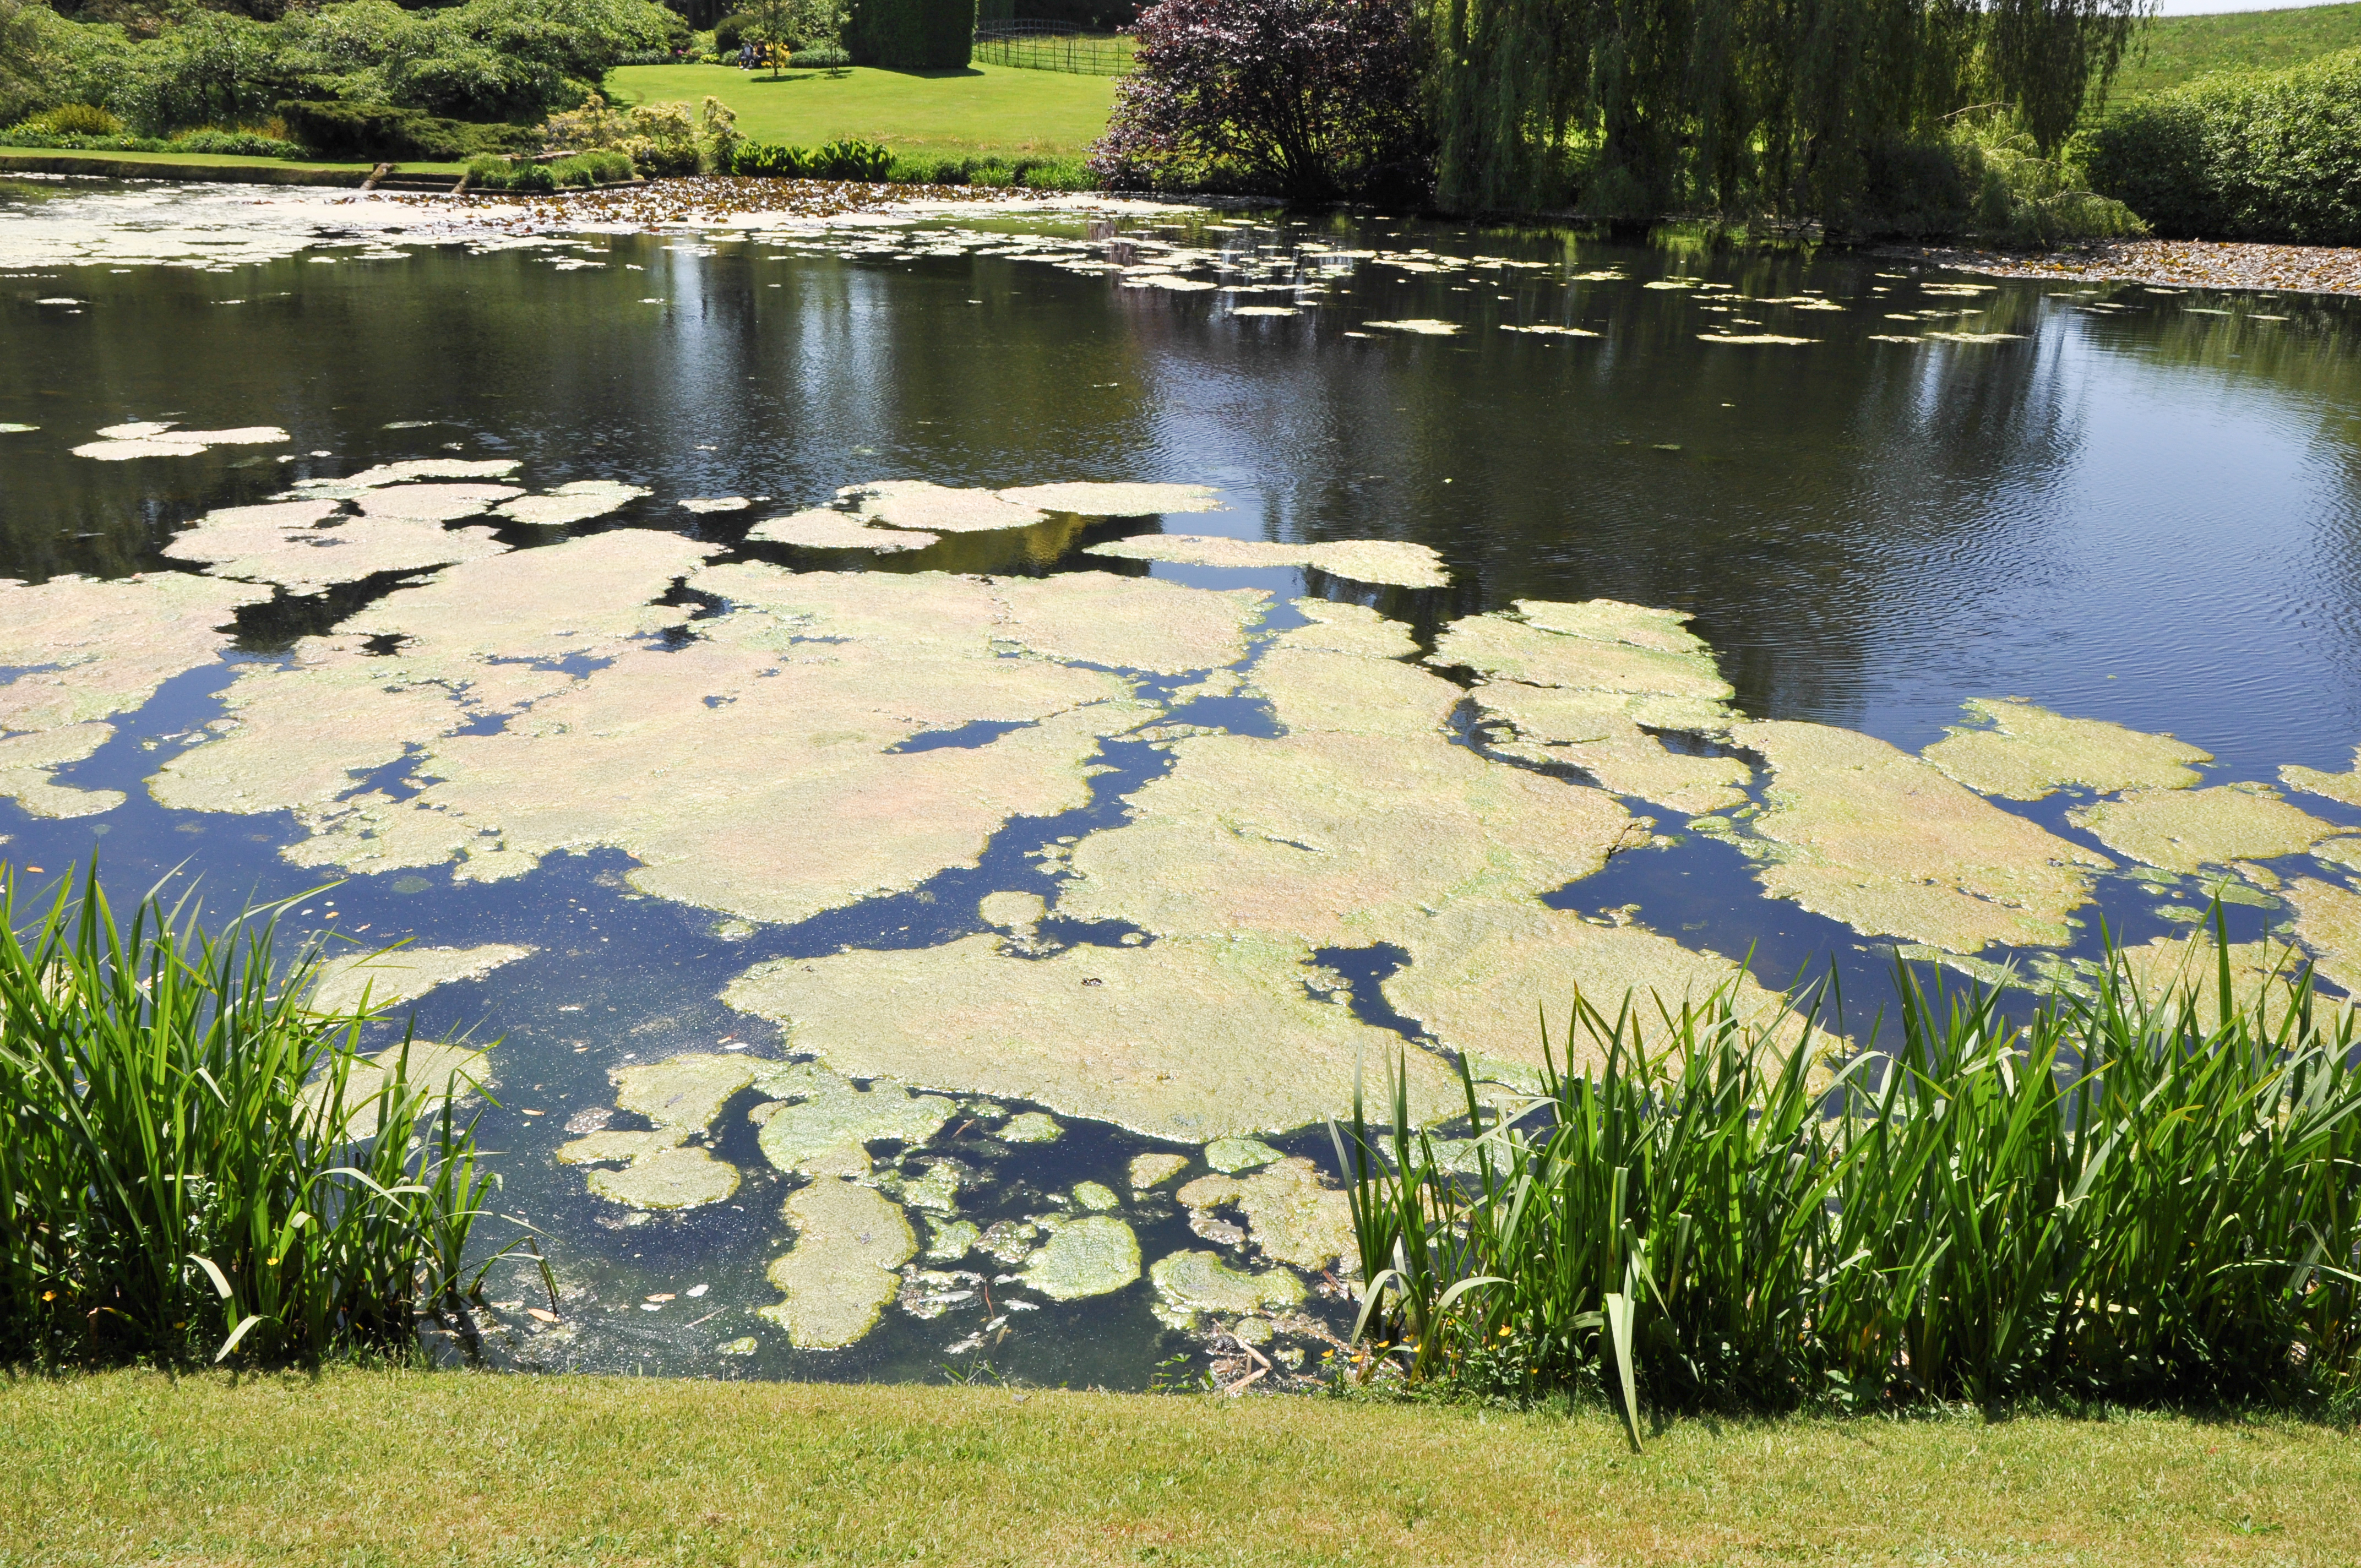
[[0, 127, 304, 157], [2088, 46, 2361, 245], [886, 151, 1095, 189], [729, 137, 892, 179], [465, 148, 634, 189]]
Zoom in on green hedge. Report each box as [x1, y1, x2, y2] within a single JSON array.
[[0, 127, 304, 157], [730, 137, 892, 179], [886, 150, 1094, 189], [466, 148, 633, 188], [275, 99, 537, 162], [2088, 46, 2361, 243], [845, 0, 970, 69]]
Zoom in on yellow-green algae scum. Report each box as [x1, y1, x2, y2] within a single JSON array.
[[8, 500, 2361, 1369]]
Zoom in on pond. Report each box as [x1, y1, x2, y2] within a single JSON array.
[[3, 177, 2359, 1389]]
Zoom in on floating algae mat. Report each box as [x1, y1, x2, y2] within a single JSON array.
[[6, 193, 2361, 1387]]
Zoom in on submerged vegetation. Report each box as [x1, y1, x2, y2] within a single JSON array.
[[1339, 933, 2361, 1431], [0, 868, 507, 1369]]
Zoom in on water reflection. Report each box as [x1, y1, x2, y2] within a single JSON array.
[[5, 189, 2361, 1384]]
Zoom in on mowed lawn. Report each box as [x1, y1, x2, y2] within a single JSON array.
[[605, 63, 1117, 159], [8, 1369, 2361, 1566]]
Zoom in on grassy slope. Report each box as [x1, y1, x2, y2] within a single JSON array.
[[605, 62, 1116, 158], [2109, 2, 2361, 100], [6, 1370, 2359, 1566]]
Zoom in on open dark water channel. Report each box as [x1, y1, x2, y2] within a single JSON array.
[[3, 179, 2360, 1387]]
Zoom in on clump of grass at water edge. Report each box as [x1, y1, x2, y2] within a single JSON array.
[[1334, 922, 2361, 1442], [0, 866, 522, 1370]]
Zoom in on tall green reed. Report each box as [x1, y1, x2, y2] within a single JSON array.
[[0, 865, 505, 1368], [1335, 924, 2361, 1435]]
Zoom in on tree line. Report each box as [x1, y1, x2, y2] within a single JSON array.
[[1095, 0, 2149, 223]]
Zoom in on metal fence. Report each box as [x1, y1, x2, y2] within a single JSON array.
[[973, 19, 1134, 75]]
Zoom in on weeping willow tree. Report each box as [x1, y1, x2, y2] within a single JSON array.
[[1430, 0, 2147, 215]]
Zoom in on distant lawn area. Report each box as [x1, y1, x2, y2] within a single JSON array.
[[604, 63, 1116, 160], [2109, 2, 2361, 101]]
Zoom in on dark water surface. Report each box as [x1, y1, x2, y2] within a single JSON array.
[[4, 183, 2359, 1385]]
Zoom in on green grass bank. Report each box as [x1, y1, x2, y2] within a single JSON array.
[[603, 62, 1117, 161], [2110, 3, 2361, 102], [5, 1369, 2357, 1565], [0, 146, 462, 184]]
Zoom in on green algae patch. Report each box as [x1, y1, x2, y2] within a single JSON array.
[[1476, 684, 1749, 813], [722, 930, 1459, 1140], [1438, 598, 1746, 812], [1274, 600, 1418, 660], [554, 1129, 679, 1166], [308, 943, 532, 1014], [842, 481, 1046, 535], [167, 503, 509, 594], [1057, 729, 1639, 949], [618, 1053, 760, 1134], [2069, 785, 2342, 874], [1732, 719, 2110, 951], [311, 1040, 489, 1135], [0, 572, 269, 738], [586, 1145, 740, 1210], [1383, 899, 1807, 1072], [2284, 876, 2361, 995], [1128, 1152, 1189, 1190], [2283, 746, 2361, 808], [0, 724, 123, 818], [760, 1178, 916, 1349], [1177, 1156, 1352, 1270], [1922, 700, 2211, 800], [352, 483, 526, 522], [293, 458, 519, 493], [73, 421, 288, 460], [558, 1052, 761, 1210], [494, 481, 651, 526], [748, 1059, 954, 1180], [1509, 600, 1709, 655], [1000, 1111, 1062, 1142], [996, 483, 1222, 518], [160, 552, 1217, 925], [1082, 536, 1449, 590], [1247, 647, 1463, 741], [1020, 1214, 1141, 1300], [925, 1218, 981, 1260], [979, 891, 1048, 930], [1433, 601, 1733, 708], [1149, 1249, 1304, 1326], [992, 570, 1266, 675], [747, 509, 939, 552], [1204, 1137, 1281, 1173], [1072, 1180, 1120, 1211]]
